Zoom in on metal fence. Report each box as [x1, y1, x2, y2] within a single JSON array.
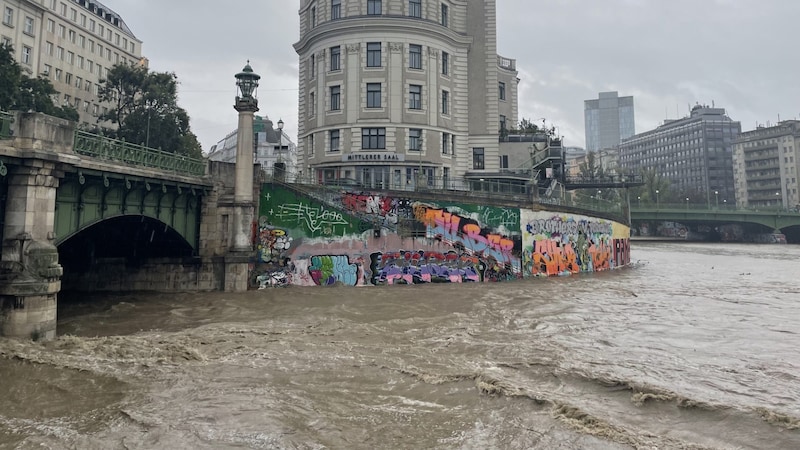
[[0, 111, 14, 139], [73, 130, 206, 176]]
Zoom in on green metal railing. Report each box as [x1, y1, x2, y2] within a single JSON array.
[[1, 111, 14, 139], [73, 130, 205, 176]]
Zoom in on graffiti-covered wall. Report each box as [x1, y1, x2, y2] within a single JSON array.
[[251, 184, 630, 288]]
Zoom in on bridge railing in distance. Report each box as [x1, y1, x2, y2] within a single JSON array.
[[286, 175, 627, 223], [73, 130, 206, 176], [0, 110, 14, 139]]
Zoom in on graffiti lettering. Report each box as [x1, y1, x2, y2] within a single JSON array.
[[309, 255, 358, 286], [274, 203, 349, 233]]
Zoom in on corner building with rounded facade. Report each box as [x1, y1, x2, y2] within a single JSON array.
[[294, 0, 518, 190]]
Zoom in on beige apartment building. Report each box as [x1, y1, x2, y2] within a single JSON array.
[[293, 0, 518, 189], [1, 0, 143, 126], [733, 120, 800, 210]]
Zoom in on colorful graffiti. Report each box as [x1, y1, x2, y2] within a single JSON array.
[[413, 203, 521, 273], [521, 211, 630, 277], [369, 250, 483, 285], [309, 255, 359, 286], [254, 184, 632, 288], [342, 193, 402, 226]]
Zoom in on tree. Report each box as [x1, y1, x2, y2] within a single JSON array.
[[517, 118, 539, 134], [0, 44, 78, 120], [98, 64, 202, 158], [0, 44, 21, 110]]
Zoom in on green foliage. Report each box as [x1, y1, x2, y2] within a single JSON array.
[[0, 44, 21, 110], [517, 118, 540, 133], [0, 44, 79, 120], [98, 64, 202, 157]]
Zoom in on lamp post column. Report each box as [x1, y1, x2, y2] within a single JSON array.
[[226, 62, 261, 292]]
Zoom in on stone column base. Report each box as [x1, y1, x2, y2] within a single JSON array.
[[0, 292, 57, 340]]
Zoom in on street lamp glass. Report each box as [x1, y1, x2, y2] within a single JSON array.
[[277, 118, 284, 130], [235, 62, 261, 99]]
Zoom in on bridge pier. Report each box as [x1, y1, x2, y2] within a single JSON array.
[[0, 162, 63, 340]]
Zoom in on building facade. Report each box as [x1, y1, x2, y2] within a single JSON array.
[[584, 91, 635, 153], [732, 120, 800, 210], [1, 0, 143, 126], [208, 116, 298, 181], [618, 105, 741, 204], [293, 0, 517, 190]]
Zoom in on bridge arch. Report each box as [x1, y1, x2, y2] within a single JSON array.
[[54, 171, 202, 251]]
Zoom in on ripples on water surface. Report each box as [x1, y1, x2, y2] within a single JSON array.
[[1, 242, 799, 449]]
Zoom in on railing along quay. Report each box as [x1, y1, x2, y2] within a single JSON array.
[[0, 111, 14, 139], [73, 130, 205, 176]]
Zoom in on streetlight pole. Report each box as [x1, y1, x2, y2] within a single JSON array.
[[230, 61, 261, 291], [715, 190, 719, 209], [776, 191, 781, 209], [275, 118, 284, 180], [685, 197, 689, 210], [637, 196, 641, 207], [655, 189, 659, 209]]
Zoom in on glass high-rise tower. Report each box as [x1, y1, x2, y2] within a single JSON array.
[[584, 91, 635, 152]]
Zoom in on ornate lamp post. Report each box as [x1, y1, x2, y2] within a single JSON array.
[[232, 61, 260, 255], [275, 118, 285, 179]]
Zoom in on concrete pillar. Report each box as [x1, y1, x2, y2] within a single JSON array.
[[224, 65, 260, 292], [0, 163, 63, 339]]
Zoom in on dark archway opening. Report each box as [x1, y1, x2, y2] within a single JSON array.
[[58, 215, 195, 291]]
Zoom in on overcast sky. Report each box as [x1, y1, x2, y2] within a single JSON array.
[[110, 0, 800, 153]]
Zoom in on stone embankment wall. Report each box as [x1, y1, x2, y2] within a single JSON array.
[[250, 184, 631, 288]]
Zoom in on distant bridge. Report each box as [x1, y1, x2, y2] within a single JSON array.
[[630, 205, 800, 233]]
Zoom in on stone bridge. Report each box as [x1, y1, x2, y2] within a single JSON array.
[[0, 112, 255, 339]]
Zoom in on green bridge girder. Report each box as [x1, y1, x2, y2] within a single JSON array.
[[630, 207, 800, 232], [54, 170, 205, 251]]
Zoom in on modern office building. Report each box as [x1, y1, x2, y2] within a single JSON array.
[[732, 120, 800, 210], [618, 104, 741, 204], [584, 91, 635, 153], [293, 0, 518, 190], [1, 0, 143, 126], [208, 116, 298, 181]]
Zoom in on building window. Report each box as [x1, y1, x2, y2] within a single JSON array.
[[441, 3, 448, 27], [500, 155, 509, 169], [409, 84, 422, 110], [3, 7, 12, 26], [473, 147, 485, 170], [409, 0, 421, 18], [47, 19, 54, 33], [409, 128, 422, 151], [499, 81, 506, 100], [1, 36, 10, 47], [366, 42, 381, 67], [331, 0, 341, 19], [366, 82, 381, 108], [21, 45, 31, 64], [409, 44, 422, 69], [330, 85, 340, 111], [330, 45, 340, 71], [367, 0, 382, 15], [329, 129, 340, 152], [57, 24, 64, 37], [23, 16, 34, 35], [362, 127, 386, 149], [441, 51, 449, 75], [442, 133, 451, 154], [499, 114, 506, 132], [309, 54, 315, 78], [45, 41, 53, 55], [42, 64, 51, 76], [308, 133, 315, 156], [441, 90, 449, 115], [310, 6, 316, 26]]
